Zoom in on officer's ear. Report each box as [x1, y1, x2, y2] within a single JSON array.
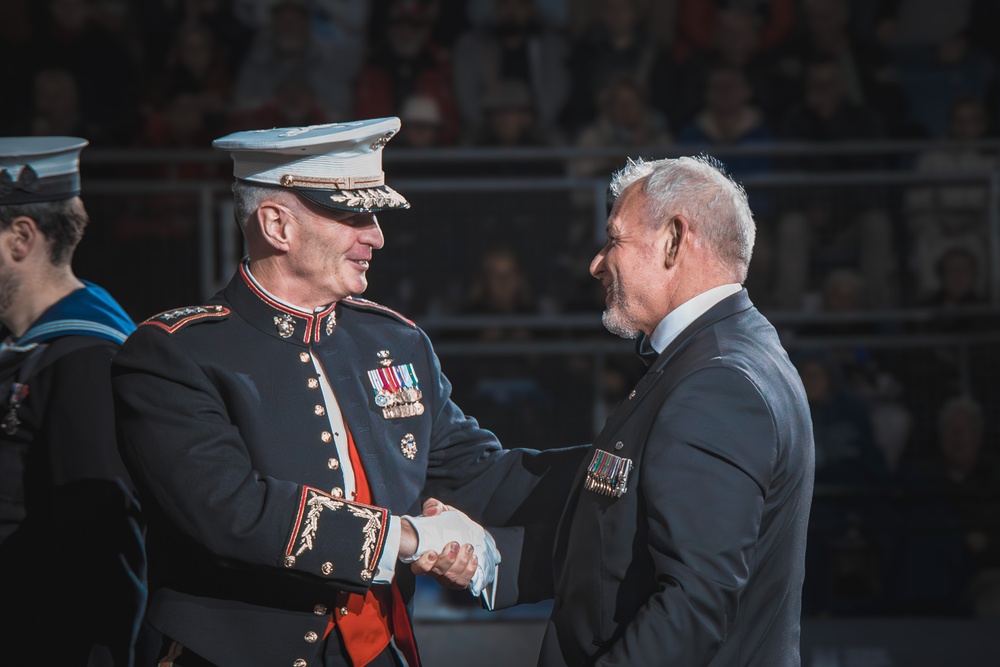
[[256, 201, 293, 252]]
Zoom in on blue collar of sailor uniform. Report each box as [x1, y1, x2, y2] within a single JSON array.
[[0, 281, 135, 358], [229, 259, 339, 346]]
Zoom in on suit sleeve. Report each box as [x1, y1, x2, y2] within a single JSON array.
[[597, 366, 776, 666], [112, 326, 387, 591], [416, 330, 588, 605]]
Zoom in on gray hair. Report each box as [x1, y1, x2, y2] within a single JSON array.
[[609, 155, 756, 282], [232, 180, 285, 229]]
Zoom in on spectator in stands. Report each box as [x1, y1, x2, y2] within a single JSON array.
[[233, 0, 362, 121], [920, 247, 988, 309], [33, 0, 141, 145], [232, 0, 370, 61], [225, 76, 329, 134], [27, 68, 91, 140], [397, 95, 446, 149], [138, 90, 219, 151], [462, 79, 563, 165], [894, 395, 1000, 615], [775, 0, 916, 138], [671, 0, 795, 67], [774, 57, 897, 310], [452, 0, 571, 134], [797, 350, 889, 488], [809, 268, 914, 475], [875, 0, 993, 138], [670, 7, 794, 134], [905, 95, 996, 302], [796, 349, 893, 615], [354, 0, 461, 145], [447, 245, 551, 453], [144, 19, 234, 139], [676, 64, 775, 184], [460, 246, 541, 341], [563, 0, 669, 134], [138, 0, 252, 78], [570, 73, 673, 185]]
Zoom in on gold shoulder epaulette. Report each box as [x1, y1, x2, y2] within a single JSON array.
[[142, 305, 230, 334]]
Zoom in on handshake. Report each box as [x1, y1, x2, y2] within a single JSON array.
[[399, 498, 499, 600]]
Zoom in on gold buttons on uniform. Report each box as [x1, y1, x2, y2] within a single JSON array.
[[314, 405, 326, 416], [330, 487, 343, 498], [304, 631, 318, 644], [360, 569, 372, 582], [615, 441, 624, 451], [307, 378, 319, 389], [327, 458, 339, 470], [299, 352, 311, 363], [293, 660, 307, 667], [313, 604, 327, 616], [340, 607, 349, 616], [321, 562, 334, 575], [321, 431, 332, 443], [284, 555, 297, 568]]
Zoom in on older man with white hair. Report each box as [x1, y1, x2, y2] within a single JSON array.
[[536, 155, 815, 666]]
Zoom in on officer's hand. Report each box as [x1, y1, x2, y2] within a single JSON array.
[[410, 541, 479, 589]]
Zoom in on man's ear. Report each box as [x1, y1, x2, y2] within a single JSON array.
[[256, 201, 293, 252], [663, 214, 687, 270], [6, 216, 39, 261]]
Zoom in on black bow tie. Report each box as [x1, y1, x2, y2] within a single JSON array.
[[635, 334, 659, 366]]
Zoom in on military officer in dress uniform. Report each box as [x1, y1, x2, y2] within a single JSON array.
[[0, 137, 146, 665], [111, 117, 582, 667]]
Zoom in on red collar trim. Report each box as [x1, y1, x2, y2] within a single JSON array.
[[240, 263, 339, 345]]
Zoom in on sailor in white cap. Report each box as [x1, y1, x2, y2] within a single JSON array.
[[0, 136, 145, 665], [111, 118, 583, 667]]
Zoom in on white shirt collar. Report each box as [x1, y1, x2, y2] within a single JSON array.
[[649, 284, 742, 353]]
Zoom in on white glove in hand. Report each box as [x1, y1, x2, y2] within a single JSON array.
[[401, 509, 501, 596]]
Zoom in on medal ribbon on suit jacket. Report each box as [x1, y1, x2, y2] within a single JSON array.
[[324, 424, 421, 667]]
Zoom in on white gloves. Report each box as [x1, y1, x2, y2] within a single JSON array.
[[400, 508, 500, 598]]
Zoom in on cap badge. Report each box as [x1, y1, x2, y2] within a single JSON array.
[[370, 131, 395, 151], [400, 433, 417, 460], [274, 313, 295, 338]]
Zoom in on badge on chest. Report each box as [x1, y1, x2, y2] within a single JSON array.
[[585, 448, 634, 498], [366, 360, 424, 419]]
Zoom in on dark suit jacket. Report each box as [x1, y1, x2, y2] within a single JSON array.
[[539, 289, 815, 666]]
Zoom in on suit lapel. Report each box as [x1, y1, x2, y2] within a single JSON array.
[[597, 290, 754, 439], [553, 290, 755, 569]]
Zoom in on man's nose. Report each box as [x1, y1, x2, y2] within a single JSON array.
[[362, 218, 384, 250], [590, 249, 606, 278]]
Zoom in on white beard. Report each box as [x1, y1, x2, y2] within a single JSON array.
[[601, 279, 640, 339]]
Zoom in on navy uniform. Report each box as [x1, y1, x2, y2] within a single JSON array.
[[0, 137, 146, 665], [111, 119, 581, 667]]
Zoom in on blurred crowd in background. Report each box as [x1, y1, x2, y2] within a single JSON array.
[[4, 0, 1000, 623]]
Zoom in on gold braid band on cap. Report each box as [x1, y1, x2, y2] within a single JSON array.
[[279, 174, 386, 189]]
